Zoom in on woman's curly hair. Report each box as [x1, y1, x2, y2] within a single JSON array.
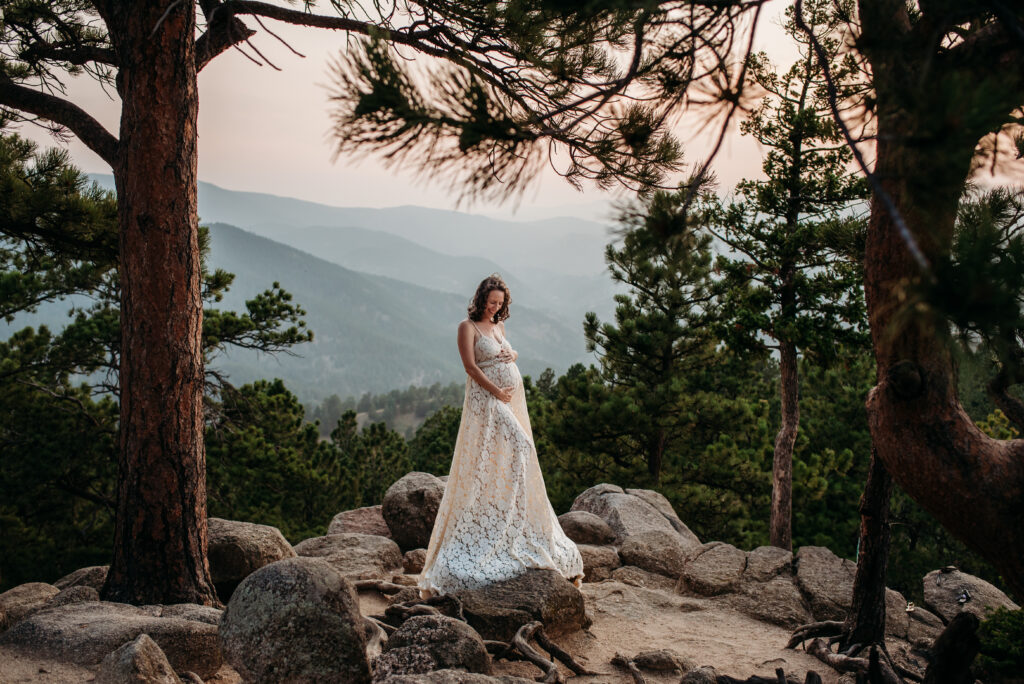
[[467, 274, 511, 323]]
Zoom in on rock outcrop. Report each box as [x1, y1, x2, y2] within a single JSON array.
[[219, 556, 371, 683], [922, 567, 1020, 623], [383, 472, 446, 551], [794, 545, 856, 622], [53, 565, 108, 592], [295, 532, 404, 582], [373, 614, 491, 680], [453, 569, 587, 642], [207, 517, 295, 601], [331, 505, 392, 538], [577, 544, 621, 582], [571, 484, 690, 544], [379, 672, 533, 684], [0, 600, 221, 677], [679, 543, 747, 596], [620, 531, 690, 579], [557, 511, 616, 545], [0, 582, 59, 632], [94, 633, 183, 684]]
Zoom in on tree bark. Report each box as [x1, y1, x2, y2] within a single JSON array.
[[771, 339, 798, 550], [647, 426, 666, 485], [100, 1, 217, 605], [842, 449, 893, 649], [861, 95, 1024, 601]]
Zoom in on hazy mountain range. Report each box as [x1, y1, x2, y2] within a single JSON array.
[[6, 178, 625, 400]]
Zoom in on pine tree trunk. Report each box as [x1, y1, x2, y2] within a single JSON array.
[[771, 340, 798, 550], [842, 449, 893, 649], [862, 94, 1024, 600], [100, 1, 217, 605]]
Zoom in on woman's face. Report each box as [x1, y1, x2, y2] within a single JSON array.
[[485, 289, 505, 319]]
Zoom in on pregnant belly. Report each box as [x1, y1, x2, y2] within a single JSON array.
[[483, 361, 520, 389]]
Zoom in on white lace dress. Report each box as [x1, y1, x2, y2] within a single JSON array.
[[418, 323, 584, 597]]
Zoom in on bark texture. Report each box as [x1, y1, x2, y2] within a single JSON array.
[[770, 340, 798, 550], [100, 0, 217, 605], [842, 450, 893, 649], [859, 0, 1024, 599]]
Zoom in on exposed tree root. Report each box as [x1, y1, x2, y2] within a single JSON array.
[[353, 579, 409, 594], [512, 622, 564, 683], [786, 621, 845, 649], [534, 626, 598, 675], [611, 653, 647, 684], [805, 639, 902, 684]]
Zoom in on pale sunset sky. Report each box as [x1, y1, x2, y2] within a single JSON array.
[[19, 2, 799, 221]]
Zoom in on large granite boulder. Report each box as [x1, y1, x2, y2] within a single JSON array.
[[383, 473, 446, 551], [570, 484, 689, 544], [742, 546, 793, 583], [331, 505, 392, 538], [453, 569, 587, 642], [726, 576, 813, 629], [54, 565, 108, 592], [610, 566, 678, 594], [0, 601, 221, 677], [404, 549, 428, 575], [922, 567, 1020, 624], [0, 582, 59, 632], [557, 511, 616, 545], [678, 543, 747, 596], [794, 546, 856, 621], [373, 615, 491, 679], [207, 517, 295, 601], [95, 633, 182, 684], [219, 556, 371, 683], [379, 673, 533, 684], [295, 533, 404, 581], [577, 544, 621, 582], [624, 489, 701, 546], [619, 531, 689, 579], [46, 585, 100, 610]]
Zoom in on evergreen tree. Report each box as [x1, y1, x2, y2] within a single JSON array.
[[704, 0, 869, 550], [583, 178, 721, 484]]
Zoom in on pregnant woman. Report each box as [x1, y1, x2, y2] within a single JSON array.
[[418, 274, 583, 597]]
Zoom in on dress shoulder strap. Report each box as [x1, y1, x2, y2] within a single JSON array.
[[468, 319, 483, 337]]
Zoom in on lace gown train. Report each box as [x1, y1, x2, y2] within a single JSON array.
[[418, 325, 583, 596]]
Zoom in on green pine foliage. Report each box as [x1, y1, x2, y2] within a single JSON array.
[[976, 607, 1024, 679]]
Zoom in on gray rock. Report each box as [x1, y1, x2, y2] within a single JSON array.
[[95, 633, 182, 684], [681, 666, 718, 684], [0, 583, 60, 632], [379, 672, 533, 684], [885, 588, 910, 639], [922, 567, 1020, 624], [54, 565, 109, 592], [158, 604, 222, 626], [0, 600, 221, 677], [295, 532, 404, 581], [743, 546, 793, 582], [907, 605, 944, 647], [631, 649, 695, 672], [577, 544, 621, 582], [557, 511, 616, 545], [619, 531, 689, 579], [794, 546, 856, 621], [331, 505, 392, 538], [219, 556, 371, 683], [373, 614, 491, 679], [624, 489, 701, 547], [383, 473, 446, 551], [679, 543, 747, 596], [207, 517, 295, 600], [570, 484, 679, 543], [727, 575, 812, 629], [45, 585, 100, 610], [453, 569, 587, 642], [404, 549, 427, 575], [610, 566, 678, 594]]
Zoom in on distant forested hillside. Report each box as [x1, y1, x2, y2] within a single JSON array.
[[204, 223, 587, 399]]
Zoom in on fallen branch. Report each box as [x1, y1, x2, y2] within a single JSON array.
[[512, 621, 564, 684]]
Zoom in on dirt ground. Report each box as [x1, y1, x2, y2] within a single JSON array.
[[0, 578, 843, 683]]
